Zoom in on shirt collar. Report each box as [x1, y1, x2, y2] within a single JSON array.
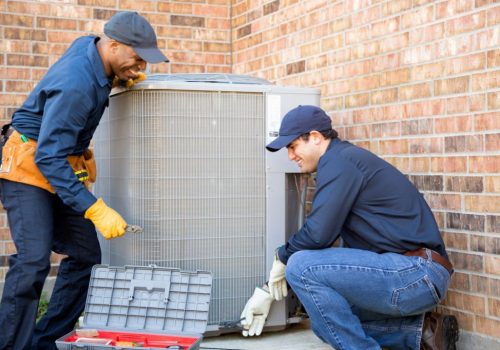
[[87, 36, 111, 88]]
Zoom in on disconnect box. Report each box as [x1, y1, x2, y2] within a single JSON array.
[[56, 265, 212, 350]]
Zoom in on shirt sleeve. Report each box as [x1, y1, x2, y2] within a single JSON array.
[[35, 87, 97, 213], [278, 155, 365, 264]]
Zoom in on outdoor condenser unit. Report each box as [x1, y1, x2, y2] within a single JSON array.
[[93, 74, 320, 333]]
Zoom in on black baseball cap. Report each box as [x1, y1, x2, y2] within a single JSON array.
[[266, 105, 333, 152], [104, 11, 169, 63]]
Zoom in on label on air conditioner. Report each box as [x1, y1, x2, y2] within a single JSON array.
[[266, 94, 281, 144]]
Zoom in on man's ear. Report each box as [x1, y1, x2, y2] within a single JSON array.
[[310, 130, 323, 145], [108, 40, 120, 53]]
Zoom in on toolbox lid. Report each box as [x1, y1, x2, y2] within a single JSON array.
[[83, 265, 212, 335]]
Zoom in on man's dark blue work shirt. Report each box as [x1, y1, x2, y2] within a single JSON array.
[[278, 138, 447, 264], [11, 36, 111, 213]]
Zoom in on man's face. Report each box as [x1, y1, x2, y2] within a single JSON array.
[[286, 135, 322, 173], [109, 43, 146, 81]]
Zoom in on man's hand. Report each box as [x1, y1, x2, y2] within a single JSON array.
[[268, 253, 287, 301], [84, 198, 127, 239], [240, 287, 274, 337]]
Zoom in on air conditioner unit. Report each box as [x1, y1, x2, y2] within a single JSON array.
[[93, 74, 320, 333]]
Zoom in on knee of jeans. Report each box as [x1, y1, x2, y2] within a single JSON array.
[[285, 251, 310, 286]]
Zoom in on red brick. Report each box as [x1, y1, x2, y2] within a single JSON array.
[[465, 195, 500, 213], [436, 0, 474, 19], [7, 1, 50, 14], [431, 156, 467, 173], [37, 17, 78, 30], [410, 157, 431, 172], [409, 137, 443, 154], [472, 70, 500, 91], [345, 93, 369, 108], [47, 31, 81, 44], [0, 13, 33, 26], [383, 156, 410, 173], [382, 0, 411, 16], [483, 179, 500, 198], [476, 316, 500, 338], [370, 88, 397, 105], [443, 231, 468, 251], [78, 0, 116, 7], [485, 255, 500, 275], [399, 83, 432, 100], [380, 139, 408, 154], [488, 91, 500, 109], [401, 5, 433, 29], [435, 77, 469, 96], [487, 5, 500, 25], [345, 25, 371, 45], [485, 133, 500, 152], [446, 290, 486, 314], [5, 81, 35, 93], [352, 5, 381, 26], [435, 115, 473, 134], [470, 156, 500, 173], [448, 271, 469, 291], [372, 17, 400, 37], [489, 298, 500, 318], [402, 119, 433, 136], [380, 68, 410, 87], [487, 48, 500, 67], [448, 12, 486, 36], [424, 193, 461, 210], [409, 23, 445, 45], [404, 100, 445, 117], [445, 135, 483, 153], [448, 251, 484, 272]]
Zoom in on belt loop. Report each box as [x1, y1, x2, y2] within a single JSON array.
[[425, 248, 432, 260]]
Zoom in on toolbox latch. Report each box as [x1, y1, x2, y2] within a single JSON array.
[[128, 279, 171, 304]]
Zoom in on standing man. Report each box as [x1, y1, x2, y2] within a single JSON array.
[[0, 12, 168, 350], [240, 105, 459, 350]]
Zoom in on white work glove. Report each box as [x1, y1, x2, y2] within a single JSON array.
[[240, 287, 274, 337], [268, 253, 287, 301]]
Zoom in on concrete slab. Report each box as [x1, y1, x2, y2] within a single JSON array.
[[201, 321, 333, 350]]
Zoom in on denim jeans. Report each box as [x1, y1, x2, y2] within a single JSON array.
[[0, 180, 101, 350], [285, 247, 451, 350]]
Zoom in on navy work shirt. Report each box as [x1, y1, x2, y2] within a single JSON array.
[[278, 138, 447, 264], [11, 36, 111, 213]]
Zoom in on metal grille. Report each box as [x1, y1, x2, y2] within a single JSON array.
[[94, 90, 266, 327]]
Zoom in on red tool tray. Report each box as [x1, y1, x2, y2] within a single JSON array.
[[56, 265, 212, 350]]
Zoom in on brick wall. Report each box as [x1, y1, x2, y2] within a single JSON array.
[[1, 0, 499, 343], [232, 0, 500, 341], [0, 0, 231, 284]]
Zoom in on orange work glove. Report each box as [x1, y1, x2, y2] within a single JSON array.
[[84, 198, 127, 239], [112, 72, 147, 88]]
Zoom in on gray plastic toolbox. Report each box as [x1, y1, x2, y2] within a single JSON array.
[[56, 265, 212, 350]]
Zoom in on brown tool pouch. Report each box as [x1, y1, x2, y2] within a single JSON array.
[[0, 129, 96, 191]]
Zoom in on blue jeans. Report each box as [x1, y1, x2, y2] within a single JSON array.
[[0, 180, 101, 350], [285, 248, 451, 350]]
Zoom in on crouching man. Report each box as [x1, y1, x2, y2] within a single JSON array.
[[240, 105, 459, 350]]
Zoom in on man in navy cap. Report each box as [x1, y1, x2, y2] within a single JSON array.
[[0, 11, 167, 350], [240, 105, 459, 349]]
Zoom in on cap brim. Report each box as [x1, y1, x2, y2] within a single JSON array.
[[134, 46, 169, 63], [266, 134, 299, 152]]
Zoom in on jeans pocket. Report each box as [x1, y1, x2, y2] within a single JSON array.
[[392, 275, 440, 316]]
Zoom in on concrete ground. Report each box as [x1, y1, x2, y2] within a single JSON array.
[[201, 321, 333, 350]]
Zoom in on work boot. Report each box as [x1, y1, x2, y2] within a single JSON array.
[[421, 312, 459, 350]]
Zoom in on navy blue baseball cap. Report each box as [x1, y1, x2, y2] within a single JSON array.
[[104, 11, 169, 63], [266, 105, 333, 152]]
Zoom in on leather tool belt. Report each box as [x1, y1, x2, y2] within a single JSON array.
[[404, 248, 454, 275], [0, 127, 96, 192]]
